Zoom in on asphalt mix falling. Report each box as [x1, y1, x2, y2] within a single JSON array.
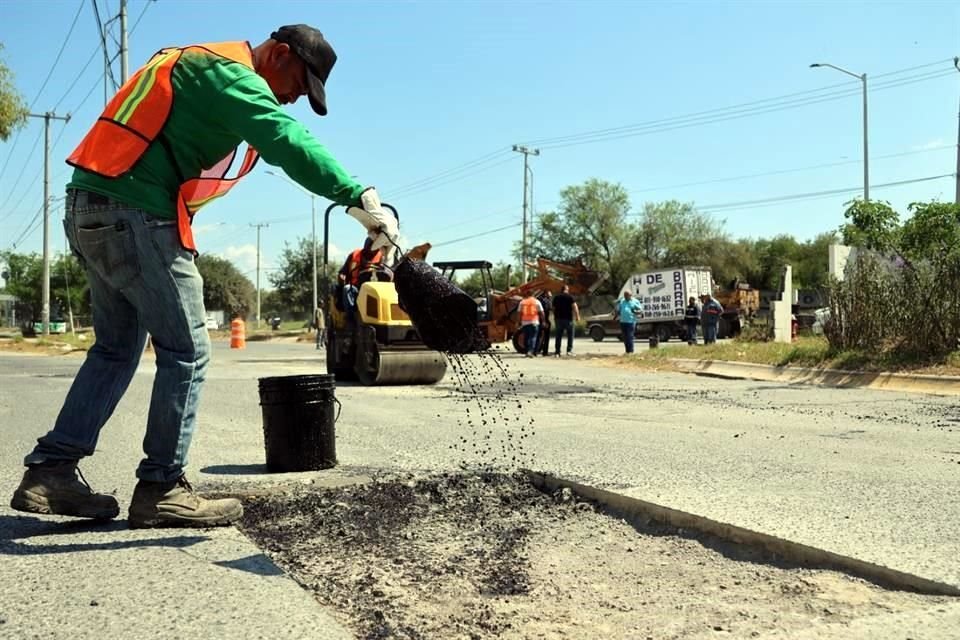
[[445, 351, 536, 471], [393, 258, 535, 471]]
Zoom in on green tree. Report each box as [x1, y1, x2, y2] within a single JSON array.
[[456, 262, 514, 297], [792, 232, 837, 290], [0, 44, 28, 141], [0, 251, 89, 322], [900, 201, 960, 260], [195, 254, 255, 318], [526, 178, 641, 294], [636, 200, 727, 267], [269, 237, 337, 314], [839, 199, 900, 252]]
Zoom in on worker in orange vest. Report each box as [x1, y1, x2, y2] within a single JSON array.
[[518, 293, 545, 358], [12, 25, 398, 529], [337, 237, 386, 322]]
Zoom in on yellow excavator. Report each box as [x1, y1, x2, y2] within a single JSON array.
[[322, 203, 447, 385]]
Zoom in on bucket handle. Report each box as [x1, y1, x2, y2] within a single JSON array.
[[333, 396, 342, 423]]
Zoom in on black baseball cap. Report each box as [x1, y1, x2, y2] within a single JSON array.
[[270, 24, 337, 116]]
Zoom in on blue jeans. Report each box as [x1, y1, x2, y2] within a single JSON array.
[[621, 322, 636, 353], [24, 191, 210, 483], [686, 321, 698, 344], [554, 319, 574, 354], [704, 321, 718, 344], [522, 323, 539, 355]]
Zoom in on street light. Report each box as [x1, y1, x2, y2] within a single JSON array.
[[810, 62, 869, 201], [264, 170, 318, 333]]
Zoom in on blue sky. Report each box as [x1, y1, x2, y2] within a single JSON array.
[[1, 0, 958, 282]]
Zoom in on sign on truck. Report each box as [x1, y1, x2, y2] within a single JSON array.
[[619, 267, 714, 324]]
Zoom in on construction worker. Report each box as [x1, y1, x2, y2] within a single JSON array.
[[338, 237, 385, 321], [11, 25, 398, 528], [614, 290, 643, 354], [518, 293, 545, 357], [684, 296, 701, 345], [537, 290, 553, 356], [700, 294, 724, 345], [552, 284, 580, 356]]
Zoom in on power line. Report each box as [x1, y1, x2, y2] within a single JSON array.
[[532, 70, 955, 151], [0, 2, 86, 184], [390, 155, 517, 200], [628, 144, 956, 195], [523, 59, 955, 148], [382, 59, 955, 202], [52, 44, 103, 111], [29, 0, 86, 110], [386, 148, 513, 197], [695, 173, 955, 212], [432, 222, 522, 248], [0, 128, 44, 221], [91, 0, 119, 93]]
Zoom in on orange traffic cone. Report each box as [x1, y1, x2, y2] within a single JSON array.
[[230, 317, 246, 349]]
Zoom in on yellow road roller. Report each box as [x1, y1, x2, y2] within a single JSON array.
[[323, 203, 447, 386]]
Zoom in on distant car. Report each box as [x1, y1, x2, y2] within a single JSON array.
[[205, 317, 221, 330], [583, 309, 682, 343]]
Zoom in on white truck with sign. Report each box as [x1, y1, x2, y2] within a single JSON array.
[[585, 266, 716, 343]]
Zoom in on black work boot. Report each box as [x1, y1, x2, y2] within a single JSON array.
[[128, 476, 242, 529], [10, 460, 119, 520]]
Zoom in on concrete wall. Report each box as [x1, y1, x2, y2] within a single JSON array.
[[829, 244, 855, 281], [772, 265, 793, 343]]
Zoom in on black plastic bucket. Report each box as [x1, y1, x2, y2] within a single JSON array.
[[258, 374, 340, 472], [394, 258, 490, 353]]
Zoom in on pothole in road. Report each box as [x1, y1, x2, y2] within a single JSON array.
[[235, 472, 947, 640]]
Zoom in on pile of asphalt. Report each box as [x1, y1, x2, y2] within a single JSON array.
[[237, 472, 947, 640]]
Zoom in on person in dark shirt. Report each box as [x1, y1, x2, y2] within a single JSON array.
[[684, 296, 700, 345], [552, 284, 580, 356], [537, 291, 553, 356]]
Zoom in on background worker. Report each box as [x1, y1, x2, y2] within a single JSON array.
[[537, 290, 553, 356], [684, 296, 701, 345], [11, 25, 397, 529], [700, 293, 725, 345], [314, 305, 325, 350], [338, 237, 385, 321], [518, 293, 545, 357], [614, 290, 643, 354], [552, 284, 580, 356]]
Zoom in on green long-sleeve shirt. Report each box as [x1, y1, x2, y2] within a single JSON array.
[[68, 45, 365, 218]]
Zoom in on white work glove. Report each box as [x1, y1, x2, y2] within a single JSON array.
[[346, 187, 398, 252]]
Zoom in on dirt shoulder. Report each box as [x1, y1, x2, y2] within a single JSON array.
[[598, 337, 960, 378]]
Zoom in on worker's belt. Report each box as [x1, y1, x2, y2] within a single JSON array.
[[67, 188, 129, 210]]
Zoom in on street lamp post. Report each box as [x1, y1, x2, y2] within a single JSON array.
[[265, 171, 318, 329], [810, 62, 869, 201]]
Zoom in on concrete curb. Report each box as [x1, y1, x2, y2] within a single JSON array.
[[669, 358, 960, 396], [526, 471, 960, 597]]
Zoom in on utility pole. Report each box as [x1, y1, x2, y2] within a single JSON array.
[[512, 144, 539, 282], [251, 223, 269, 328], [119, 0, 129, 84], [810, 63, 869, 201], [29, 111, 71, 336], [954, 57, 959, 204]]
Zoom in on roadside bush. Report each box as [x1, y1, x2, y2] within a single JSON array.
[[735, 321, 772, 343], [826, 250, 960, 358]]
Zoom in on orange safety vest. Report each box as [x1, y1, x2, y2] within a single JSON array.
[[66, 41, 260, 252], [519, 297, 540, 323], [345, 248, 383, 286]]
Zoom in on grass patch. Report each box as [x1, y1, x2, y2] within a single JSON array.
[[611, 336, 960, 375]]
